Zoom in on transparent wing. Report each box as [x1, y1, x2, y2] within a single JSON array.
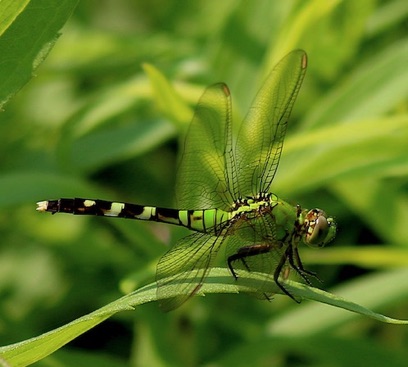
[[235, 49, 307, 197], [176, 83, 235, 211], [156, 232, 224, 311], [224, 216, 287, 299], [226, 237, 287, 300]]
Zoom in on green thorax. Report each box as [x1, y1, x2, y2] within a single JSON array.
[[179, 193, 296, 238], [227, 192, 297, 242], [187, 192, 335, 249]]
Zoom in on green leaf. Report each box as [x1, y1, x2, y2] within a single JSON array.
[[275, 114, 408, 196], [302, 39, 408, 128], [302, 246, 408, 268], [70, 117, 176, 172], [267, 268, 408, 336], [1, 268, 407, 366], [263, 0, 342, 74], [218, 335, 408, 367], [332, 176, 408, 245], [143, 63, 193, 128], [0, 172, 102, 208], [0, 1, 30, 36], [0, 0, 79, 108]]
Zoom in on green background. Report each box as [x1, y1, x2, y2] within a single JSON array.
[[0, 0, 408, 366]]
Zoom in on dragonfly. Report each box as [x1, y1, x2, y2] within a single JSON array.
[[37, 49, 336, 311]]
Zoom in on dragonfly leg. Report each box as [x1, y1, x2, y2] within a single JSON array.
[[227, 244, 272, 279], [227, 244, 273, 301], [291, 247, 322, 284], [274, 247, 299, 303], [286, 247, 311, 286]]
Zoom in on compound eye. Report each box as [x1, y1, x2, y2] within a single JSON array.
[[305, 209, 337, 247], [307, 215, 329, 247]]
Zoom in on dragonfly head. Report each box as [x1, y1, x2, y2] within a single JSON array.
[[304, 209, 336, 248]]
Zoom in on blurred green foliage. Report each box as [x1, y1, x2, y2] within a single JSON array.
[[0, 0, 408, 366]]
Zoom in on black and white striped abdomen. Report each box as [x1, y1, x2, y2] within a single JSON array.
[[37, 198, 231, 235]]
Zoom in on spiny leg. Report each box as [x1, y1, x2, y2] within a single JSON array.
[[227, 244, 273, 300], [289, 246, 322, 284], [227, 244, 272, 278], [286, 246, 312, 286], [273, 246, 299, 303]]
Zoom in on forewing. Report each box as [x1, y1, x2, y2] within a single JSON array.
[[156, 232, 224, 311], [176, 83, 235, 210], [235, 49, 307, 197]]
